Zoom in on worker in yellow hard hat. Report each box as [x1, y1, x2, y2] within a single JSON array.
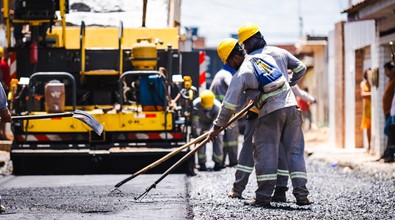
[[192, 90, 223, 171], [238, 23, 311, 207], [210, 38, 246, 169], [226, 24, 314, 206], [209, 22, 310, 207]]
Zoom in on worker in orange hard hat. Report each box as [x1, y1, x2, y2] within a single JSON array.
[[192, 90, 223, 171]]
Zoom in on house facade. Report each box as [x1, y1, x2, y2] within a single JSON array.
[[327, 0, 395, 157]]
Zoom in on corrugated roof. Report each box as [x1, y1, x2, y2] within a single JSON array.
[[341, 0, 378, 14]]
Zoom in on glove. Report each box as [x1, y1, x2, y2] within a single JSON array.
[[245, 110, 258, 120]]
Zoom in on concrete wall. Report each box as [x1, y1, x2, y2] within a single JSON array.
[[344, 20, 376, 149], [327, 30, 336, 147]]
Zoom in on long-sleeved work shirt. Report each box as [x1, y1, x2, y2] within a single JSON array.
[[0, 83, 7, 110], [210, 63, 235, 102], [214, 46, 306, 127]]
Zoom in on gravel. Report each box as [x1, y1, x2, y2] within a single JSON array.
[[187, 158, 395, 219]]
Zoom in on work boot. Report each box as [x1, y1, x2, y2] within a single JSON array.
[[198, 163, 207, 171], [228, 162, 238, 167], [227, 190, 242, 199], [271, 186, 288, 202], [244, 197, 272, 208], [295, 195, 312, 206], [213, 163, 223, 171], [384, 157, 394, 163]]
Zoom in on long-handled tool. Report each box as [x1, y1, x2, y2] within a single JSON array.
[[110, 104, 251, 193], [12, 110, 104, 135], [110, 132, 208, 192], [134, 101, 254, 201]]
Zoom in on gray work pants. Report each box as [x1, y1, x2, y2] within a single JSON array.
[[232, 118, 289, 195], [254, 106, 308, 201], [222, 123, 239, 166], [198, 130, 223, 164]]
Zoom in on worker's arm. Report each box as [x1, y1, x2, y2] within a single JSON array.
[[0, 83, 11, 123], [209, 71, 255, 141], [291, 85, 316, 103], [286, 51, 306, 86]]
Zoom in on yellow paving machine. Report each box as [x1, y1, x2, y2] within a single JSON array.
[[3, 0, 200, 174]]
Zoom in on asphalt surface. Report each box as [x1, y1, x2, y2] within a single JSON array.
[[0, 174, 191, 219], [0, 128, 394, 219]]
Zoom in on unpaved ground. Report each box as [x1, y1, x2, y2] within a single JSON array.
[[1, 128, 395, 219], [187, 158, 395, 219]]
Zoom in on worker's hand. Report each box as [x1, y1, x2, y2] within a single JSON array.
[[208, 125, 221, 142], [245, 110, 258, 120], [0, 108, 12, 123]]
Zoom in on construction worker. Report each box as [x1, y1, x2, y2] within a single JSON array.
[[0, 47, 11, 140], [0, 82, 10, 214], [0, 47, 10, 89], [228, 85, 316, 201], [192, 90, 223, 171], [209, 28, 310, 208], [241, 23, 310, 206], [209, 49, 240, 168], [0, 82, 11, 123]]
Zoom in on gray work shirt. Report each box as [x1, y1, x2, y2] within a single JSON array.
[[214, 47, 306, 128]]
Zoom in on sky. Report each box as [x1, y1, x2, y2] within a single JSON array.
[[181, 0, 351, 47], [63, 0, 354, 48]]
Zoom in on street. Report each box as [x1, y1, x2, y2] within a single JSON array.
[[0, 129, 394, 219]]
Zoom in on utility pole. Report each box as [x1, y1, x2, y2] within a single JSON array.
[[298, 0, 303, 39]]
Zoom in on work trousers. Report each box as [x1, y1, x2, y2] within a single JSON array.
[[198, 130, 223, 164], [232, 118, 289, 195], [222, 123, 239, 166], [254, 106, 308, 201]]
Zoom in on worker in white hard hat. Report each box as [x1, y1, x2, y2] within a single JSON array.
[[192, 90, 223, 171], [209, 25, 310, 207]]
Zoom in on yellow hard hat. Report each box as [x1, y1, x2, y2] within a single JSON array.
[[0, 47, 4, 57], [238, 23, 260, 44], [183, 76, 192, 89], [200, 90, 215, 109], [217, 38, 238, 64]]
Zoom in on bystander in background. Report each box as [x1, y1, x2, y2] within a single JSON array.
[[297, 87, 317, 130], [382, 61, 395, 163], [360, 68, 372, 150]]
